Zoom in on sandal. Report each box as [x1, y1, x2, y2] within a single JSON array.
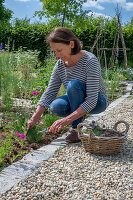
[[65, 127, 81, 143]]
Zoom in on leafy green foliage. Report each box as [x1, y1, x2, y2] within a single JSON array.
[[10, 109, 29, 134], [33, 52, 56, 95], [0, 0, 13, 48], [0, 19, 49, 63], [0, 51, 14, 109], [0, 50, 41, 106], [83, 126, 102, 137], [25, 110, 63, 143], [43, 111, 62, 129], [0, 131, 14, 169], [123, 17, 133, 67], [42, 110, 67, 134], [0, 129, 27, 171], [26, 125, 44, 143], [120, 67, 133, 81], [102, 66, 126, 102], [35, 0, 89, 27], [0, 0, 13, 22], [0, 14, 133, 67]]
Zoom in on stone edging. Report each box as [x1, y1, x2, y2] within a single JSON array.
[[0, 82, 132, 195]]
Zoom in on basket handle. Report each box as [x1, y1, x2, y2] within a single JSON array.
[[77, 123, 95, 137], [113, 120, 129, 134]]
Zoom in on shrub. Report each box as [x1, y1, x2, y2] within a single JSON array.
[[120, 67, 133, 81]]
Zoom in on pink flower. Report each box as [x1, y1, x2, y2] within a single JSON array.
[[37, 120, 40, 123], [0, 102, 2, 106], [32, 91, 36, 95], [36, 91, 40, 95], [26, 92, 30, 95], [32, 91, 40, 95], [15, 131, 20, 137], [19, 134, 26, 139]]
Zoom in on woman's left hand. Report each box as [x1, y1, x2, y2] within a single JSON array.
[[48, 118, 69, 133]]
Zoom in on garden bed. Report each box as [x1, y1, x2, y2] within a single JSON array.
[[0, 127, 64, 170], [0, 107, 68, 171]]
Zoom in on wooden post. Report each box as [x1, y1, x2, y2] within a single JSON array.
[[99, 33, 106, 64], [116, 6, 128, 68], [90, 29, 102, 53], [109, 31, 117, 69]]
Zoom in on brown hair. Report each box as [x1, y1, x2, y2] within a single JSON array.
[[46, 27, 82, 55]]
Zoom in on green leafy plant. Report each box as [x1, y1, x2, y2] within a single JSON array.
[[26, 110, 66, 143], [26, 122, 45, 143], [43, 110, 62, 128], [9, 108, 30, 134], [33, 52, 56, 99], [120, 67, 133, 81], [0, 132, 14, 167], [103, 66, 126, 102], [91, 126, 103, 137], [0, 129, 27, 170], [0, 51, 14, 110], [10, 150, 28, 164], [0, 49, 40, 104], [83, 126, 102, 137]]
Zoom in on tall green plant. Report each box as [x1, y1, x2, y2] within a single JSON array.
[[12, 48, 40, 98], [0, 49, 41, 110], [0, 52, 14, 110], [103, 66, 126, 101], [33, 52, 56, 97]]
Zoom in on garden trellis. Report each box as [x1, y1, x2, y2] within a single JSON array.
[[90, 28, 130, 70], [90, 7, 130, 70]]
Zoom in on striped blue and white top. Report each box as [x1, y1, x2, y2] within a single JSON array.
[[38, 51, 107, 113]]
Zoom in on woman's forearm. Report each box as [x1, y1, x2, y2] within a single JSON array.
[[65, 107, 86, 125], [31, 105, 46, 120]]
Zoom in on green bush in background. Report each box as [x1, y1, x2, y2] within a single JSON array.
[[0, 17, 133, 67]]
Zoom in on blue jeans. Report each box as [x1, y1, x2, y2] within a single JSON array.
[[50, 80, 107, 129]]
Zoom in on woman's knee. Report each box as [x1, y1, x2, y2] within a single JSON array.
[[67, 80, 85, 92], [49, 97, 70, 117], [49, 100, 62, 115], [49, 103, 56, 115]]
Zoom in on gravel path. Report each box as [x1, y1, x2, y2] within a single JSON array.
[[0, 96, 133, 200]]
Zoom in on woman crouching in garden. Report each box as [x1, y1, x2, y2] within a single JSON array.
[[27, 27, 108, 143]]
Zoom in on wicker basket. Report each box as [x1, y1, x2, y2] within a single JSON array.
[[77, 120, 129, 155]]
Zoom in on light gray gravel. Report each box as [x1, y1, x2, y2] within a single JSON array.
[[0, 96, 133, 200]]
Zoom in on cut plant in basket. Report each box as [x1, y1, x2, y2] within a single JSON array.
[[82, 120, 129, 137], [77, 120, 129, 155], [82, 121, 107, 137]]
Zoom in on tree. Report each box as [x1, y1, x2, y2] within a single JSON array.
[[35, 0, 90, 27], [0, 0, 13, 47], [0, 0, 13, 23]]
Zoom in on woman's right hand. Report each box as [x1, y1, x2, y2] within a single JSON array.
[[27, 118, 37, 130], [27, 105, 46, 130]]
